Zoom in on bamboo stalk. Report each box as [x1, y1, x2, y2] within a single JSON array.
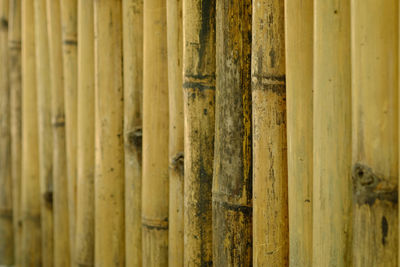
[[251, 0, 288, 265], [122, 0, 143, 266], [33, 0, 54, 265], [182, 0, 215, 265], [94, 1, 125, 265], [21, 0, 41, 264], [0, 0, 13, 264], [167, 0, 184, 265], [142, 0, 169, 265], [285, 0, 313, 265], [351, 1, 398, 265], [212, 0, 252, 265], [313, 1, 352, 266], [46, 0, 70, 266], [8, 0, 22, 265], [75, 0, 94, 266]]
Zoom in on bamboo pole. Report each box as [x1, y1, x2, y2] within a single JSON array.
[[75, 0, 94, 266], [142, 0, 169, 265], [8, 0, 22, 265], [46, 0, 70, 266], [313, 1, 352, 266], [167, 0, 184, 265], [94, 1, 125, 266], [33, 0, 54, 265], [122, 1, 143, 266], [351, 1, 398, 265], [285, 0, 313, 265], [213, 0, 252, 265], [21, 0, 41, 264], [182, 0, 215, 265], [251, 0, 288, 265]]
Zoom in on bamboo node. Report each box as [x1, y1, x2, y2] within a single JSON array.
[[170, 152, 184, 176], [0, 17, 7, 29], [126, 127, 142, 149]]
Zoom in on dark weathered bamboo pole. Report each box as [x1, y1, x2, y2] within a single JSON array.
[[94, 1, 125, 265], [183, 0, 215, 265], [142, 0, 169, 265], [167, 0, 183, 265], [8, 0, 22, 265], [285, 0, 313, 265], [313, 1, 352, 266], [21, 0, 41, 264], [75, 0, 94, 266], [351, 1, 398, 265], [122, 1, 143, 266], [46, 0, 70, 266], [212, 0, 252, 265], [252, 0, 288, 265]]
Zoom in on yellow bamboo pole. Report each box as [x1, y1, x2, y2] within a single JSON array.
[[351, 1, 398, 266], [252, 0, 288, 265], [182, 0, 215, 265], [75, 0, 94, 266], [285, 0, 313, 265], [167, 0, 183, 265], [122, 1, 143, 266], [94, 1, 125, 266], [46, 0, 71, 266], [21, 0, 41, 264], [8, 0, 22, 265], [142, 0, 169, 265], [213, 0, 252, 265], [313, 1, 352, 266]]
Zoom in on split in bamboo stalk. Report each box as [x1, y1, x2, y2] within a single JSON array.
[[313, 1, 352, 265], [46, 0, 70, 266], [8, 0, 22, 265], [123, 1, 143, 266], [351, 1, 398, 265], [21, 0, 42, 264], [285, 0, 313, 265], [183, 0, 215, 265], [167, 0, 184, 265], [94, 1, 125, 266], [213, 0, 252, 265], [142, 0, 169, 265], [75, 0, 95, 266]]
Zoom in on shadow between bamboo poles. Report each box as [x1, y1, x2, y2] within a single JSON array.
[[142, 0, 169, 265], [182, 0, 215, 265], [75, 0, 95, 266], [212, 0, 252, 265], [313, 1, 352, 266], [94, 1, 125, 266], [351, 1, 398, 265], [251, 0, 288, 265], [122, 1, 143, 266], [8, 0, 22, 265], [21, 0, 42, 264], [46, 0, 70, 266], [285, 0, 313, 265]]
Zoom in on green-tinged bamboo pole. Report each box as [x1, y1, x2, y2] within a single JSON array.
[[46, 0, 70, 266], [94, 1, 125, 266], [183, 0, 215, 265], [21, 0, 41, 264], [252, 0, 288, 265], [285, 0, 313, 265], [213, 0, 252, 265], [123, 1, 143, 266], [8, 0, 21, 265], [351, 1, 398, 266], [75, 0, 94, 266], [313, 1, 352, 266], [33, 0, 53, 265], [167, 0, 183, 265], [142, 0, 169, 265]]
